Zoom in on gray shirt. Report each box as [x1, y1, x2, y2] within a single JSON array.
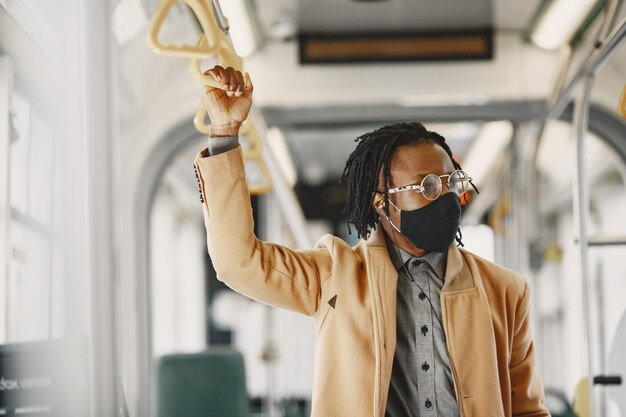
[[206, 136, 240, 155], [385, 237, 461, 417]]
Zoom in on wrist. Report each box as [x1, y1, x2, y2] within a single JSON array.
[[210, 122, 241, 138]]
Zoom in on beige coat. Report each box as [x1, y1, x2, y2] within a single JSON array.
[[194, 146, 550, 417]]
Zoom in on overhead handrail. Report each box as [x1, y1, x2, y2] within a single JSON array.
[[146, 0, 221, 58], [147, 0, 271, 195], [188, 33, 243, 87], [619, 84, 626, 119]]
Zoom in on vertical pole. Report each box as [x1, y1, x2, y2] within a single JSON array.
[[211, 0, 312, 250], [0, 57, 13, 344], [263, 304, 279, 417], [572, 74, 599, 416], [509, 125, 524, 274], [211, 0, 229, 33], [258, 193, 281, 417], [522, 120, 547, 366], [259, 129, 312, 249], [80, 0, 120, 414]]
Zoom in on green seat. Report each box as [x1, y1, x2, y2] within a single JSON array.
[[155, 348, 250, 417]]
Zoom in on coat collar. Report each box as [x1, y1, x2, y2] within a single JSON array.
[[443, 245, 474, 292], [364, 224, 387, 248], [364, 225, 469, 292]]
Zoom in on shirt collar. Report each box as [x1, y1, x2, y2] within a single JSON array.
[[384, 234, 447, 281]]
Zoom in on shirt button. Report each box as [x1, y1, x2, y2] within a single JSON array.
[[425, 399, 433, 409], [422, 362, 430, 372], [421, 325, 429, 336], [419, 292, 426, 300]]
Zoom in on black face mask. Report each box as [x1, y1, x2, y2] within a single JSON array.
[[387, 192, 461, 253]]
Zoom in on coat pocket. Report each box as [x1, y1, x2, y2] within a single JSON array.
[[317, 294, 338, 335], [317, 305, 333, 336]]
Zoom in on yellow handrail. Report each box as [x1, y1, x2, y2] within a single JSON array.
[[148, 0, 271, 195], [188, 33, 243, 87], [239, 122, 262, 157], [146, 0, 221, 58], [243, 154, 272, 195], [619, 83, 626, 119], [193, 97, 213, 134]]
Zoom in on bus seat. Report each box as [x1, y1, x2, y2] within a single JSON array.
[[155, 347, 250, 417]]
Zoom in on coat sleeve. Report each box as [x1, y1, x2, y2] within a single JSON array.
[[509, 281, 551, 417], [194, 145, 331, 316]]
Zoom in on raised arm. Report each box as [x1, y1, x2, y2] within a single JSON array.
[[193, 66, 332, 316]]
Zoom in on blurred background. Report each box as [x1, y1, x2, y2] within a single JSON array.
[[1, 0, 626, 416]]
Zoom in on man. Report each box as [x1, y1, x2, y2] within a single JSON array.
[[193, 65, 550, 417]]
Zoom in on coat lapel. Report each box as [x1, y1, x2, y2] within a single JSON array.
[[362, 226, 398, 416], [441, 245, 505, 416]]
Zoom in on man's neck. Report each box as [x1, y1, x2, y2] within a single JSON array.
[[384, 229, 429, 258]]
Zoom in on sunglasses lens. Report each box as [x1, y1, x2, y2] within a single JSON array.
[[449, 170, 470, 195], [422, 174, 442, 200]]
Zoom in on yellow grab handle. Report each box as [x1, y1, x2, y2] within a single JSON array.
[[147, 0, 269, 194], [244, 154, 272, 195], [240, 122, 262, 156], [619, 84, 626, 119], [146, 0, 221, 58], [194, 97, 213, 134], [188, 33, 243, 86]]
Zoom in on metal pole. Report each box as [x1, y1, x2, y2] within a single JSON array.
[[589, 13, 626, 75], [211, 0, 229, 33], [210, 0, 312, 249], [545, 45, 573, 111], [256, 110, 313, 249], [540, 7, 626, 415], [210, 4, 313, 417], [211, 2, 312, 415], [572, 74, 599, 417], [597, 0, 623, 42], [543, 12, 626, 121]]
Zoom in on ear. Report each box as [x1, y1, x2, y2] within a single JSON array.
[[372, 191, 387, 216]]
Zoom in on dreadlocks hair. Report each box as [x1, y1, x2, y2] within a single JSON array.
[[339, 121, 478, 242]]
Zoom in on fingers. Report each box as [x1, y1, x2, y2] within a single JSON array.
[[205, 67, 222, 83], [234, 71, 245, 97], [204, 65, 251, 98], [204, 65, 225, 94], [223, 67, 244, 97]]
